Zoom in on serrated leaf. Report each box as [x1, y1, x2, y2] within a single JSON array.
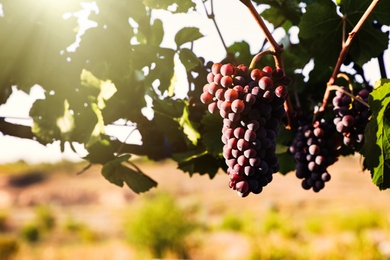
[[227, 41, 252, 65], [122, 164, 158, 194], [179, 48, 201, 71], [339, 0, 390, 26], [56, 99, 75, 135], [84, 139, 116, 164], [277, 151, 296, 175], [300, 0, 389, 67], [200, 113, 223, 157], [101, 154, 131, 186], [174, 27, 203, 48], [172, 147, 220, 178], [174, 105, 200, 146], [150, 18, 164, 46], [298, 0, 341, 65], [80, 69, 117, 110], [260, 0, 301, 26], [102, 154, 157, 193], [361, 82, 390, 190]]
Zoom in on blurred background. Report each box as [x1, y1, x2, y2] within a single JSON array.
[[1, 156, 390, 259]]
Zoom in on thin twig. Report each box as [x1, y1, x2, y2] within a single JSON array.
[[249, 49, 274, 69], [327, 85, 370, 108], [239, 0, 294, 129], [328, 0, 380, 86], [319, 0, 380, 113], [201, 0, 228, 54], [239, 0, 284, 69]]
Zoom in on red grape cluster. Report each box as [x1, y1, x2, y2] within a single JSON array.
[[289, 121, 342, 192], [200, 63, 290, 197], [332, 88, 371, 149]]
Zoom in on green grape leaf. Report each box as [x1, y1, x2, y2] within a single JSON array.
[[80, 69, 117, 110], [277, 151, 296, 175], [361, 81, 390, 190], [130, 45, 176, 95], [174, 104, 200, 146], [298, 0, 342, 66], [153, 98, 196, 148], [299, 0, 389, 67], [259, 0, 301, 26], [174, 27, 203, 49], [30, 95, 66, 144], [56, 99, 75, 138], [179, 48, 201, 72], [150, 18, 164, 46], [84, 139, 116, 164], [102, 154, 157, 193], [200, 113, 223, 157], [339, 0, 390, 26], [143, 0, 195, 13], [172, 147, 220, 178], [227, 41, 252, 65], [337, 0, 389, 66]]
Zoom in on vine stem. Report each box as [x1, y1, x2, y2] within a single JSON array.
[[319, 0, 381, 113], [239, 0, 295, 128], [239, 0, 284, 69], [329, 85, 370, 107]]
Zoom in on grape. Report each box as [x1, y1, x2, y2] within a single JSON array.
[[237, 138, 249, 151], [251, 69, 264, 81], [224, 89, 239, 102], [342, 114, 354, 127], [200, 92, 214, 105], [262, 66, 273, 75], [290, 121, 341, 192], [231, 99, 245, 114], [258, 76, 274, 91], [208, 102, 218, 114], [220, 63, 235, 76], [275, 85, 288, 98], [207, 82, 219, 95], [220, 101, 232, 113], [213, 73, 223, 85], [215, 88, 225, 101], [308, 144, 320, 155], [201, 62, 290, 196], [220, 76, 233, 88], [211, 63, 222, 75], [207, 72, 214, 84], [234, 127, 245, 139]]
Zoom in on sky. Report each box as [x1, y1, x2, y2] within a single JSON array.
[[0, 0, 388, 164]]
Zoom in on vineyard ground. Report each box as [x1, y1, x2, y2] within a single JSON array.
[[1, 155, 390, 259]]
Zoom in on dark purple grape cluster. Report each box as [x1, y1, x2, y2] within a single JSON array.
[[200, 63, 290, 197], [289, 121, 342, 192], [332, 89, 371, 149]]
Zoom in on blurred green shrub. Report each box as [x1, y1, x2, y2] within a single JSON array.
[[0, 236, 19, 260], [34, 205, 56, 232], [220, 213, 245, 232], [63, 217, 98, 242], [20, 224, 40, 243], [124, 192, 198, 259]]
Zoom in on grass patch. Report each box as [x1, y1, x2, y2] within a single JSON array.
[[123, 192, 198, 259]]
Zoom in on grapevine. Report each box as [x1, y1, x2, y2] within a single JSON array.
[[1, 0, 390, 196]]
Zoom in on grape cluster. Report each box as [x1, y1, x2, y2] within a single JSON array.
[[289, 121, 341, 192], [200, 63, 290, 197], [332, 89, 371, 149]]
